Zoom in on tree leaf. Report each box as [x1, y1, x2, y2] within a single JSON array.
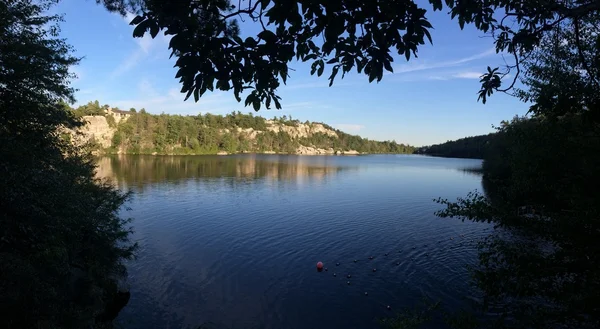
[[329, 66, 340, 87], [317, 63, 324, 77], [130, 15, 144, 25]]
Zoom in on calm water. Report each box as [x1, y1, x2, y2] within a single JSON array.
[[97, 154, 490, 329]]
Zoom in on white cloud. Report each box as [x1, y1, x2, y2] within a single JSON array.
[[109, 51, 143, 79], [109, 14, 171, 78], [393, 48, 496, 74], [107, 80, 237, 114], [452, 71, 483, 79], [334, 124, 365, 132], [124, 12, 136, 24]]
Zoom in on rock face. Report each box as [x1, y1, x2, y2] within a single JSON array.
[[265, 120, 338, 138], [69, 116, 115, 149], [296, 145, 335, 155], [74, 115, 359, 155]]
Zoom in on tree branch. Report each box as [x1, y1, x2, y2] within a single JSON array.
[[498, 50, 520, 93], [574, 18, 600, 89], [220, 0, 261, 20]]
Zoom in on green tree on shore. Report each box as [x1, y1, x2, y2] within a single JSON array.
[[0, 1, 136, 328]]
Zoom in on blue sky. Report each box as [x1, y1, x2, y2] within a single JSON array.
[[56, 0, 529, 146]]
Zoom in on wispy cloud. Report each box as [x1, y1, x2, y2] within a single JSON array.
[[393, 48, 496, 74], [452, 71, 483, 79], [106, 79, 237, 114], [334, 124, 365, 132], [109, 13, 171, 79]]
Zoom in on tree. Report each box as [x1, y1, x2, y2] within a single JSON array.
[[96, 0, 600, 114], [0, 1, 136, 327], [435, 115, 600, 329]]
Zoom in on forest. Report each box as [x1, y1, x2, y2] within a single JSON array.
[[71, 101, 415, 155], [414, 133, 496, 159]]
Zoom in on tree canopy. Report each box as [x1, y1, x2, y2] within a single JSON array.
[[95, 0, 600, 116], [1, 1, 136, 327]]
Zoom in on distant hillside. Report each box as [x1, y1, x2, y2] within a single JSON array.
[[414, 133, 496, 159], [69, 101, 415, 155]]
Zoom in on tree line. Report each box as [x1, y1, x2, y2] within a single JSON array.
[[77, 107, 416, 155], [414, 134, 496, 159]]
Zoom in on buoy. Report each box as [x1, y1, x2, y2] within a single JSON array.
[[372, 268, 377, 272], [336, 262, 340, 266], [354, 259, 358, 263], [369, 256, 373, 260], [412, 247, 416, 249], [384, 253, 388, 256], [333, 273, 337, 277], [325, 268, 328, 271], [364, 292, 368, 296], [347, 281, 351, 285], [347, 274, 351, 278], [316, 262, 324, 271], [396, 262, 400, 265], [387, 305, 391, 310]]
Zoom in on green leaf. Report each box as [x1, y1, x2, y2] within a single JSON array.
[[383, 60, 394, 73], [317, 63, 324, 77], [133, 20, 149, 38], [329, 66, 340, 87], [257, 30, 276, 42], [130, 15, 144, 25], [244, 37, 258, 47], [193, 88, 199, 102], [273, 96, 282, 109], [252, 99, 260, 111], [150, 24, 159, 38]]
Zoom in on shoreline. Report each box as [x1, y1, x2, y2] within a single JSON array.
[[97, 151, 416, 157]]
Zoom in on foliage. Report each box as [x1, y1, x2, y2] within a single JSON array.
[[514, 19, 600, 120], [435, 115, 600, 328], [72, 100, 105, 117], [0, 1, 136, 328], [94, 0, 600, 111], [101, 109, 415, 154], [415, 134, 495, 159], [98, 0, 433, 110]]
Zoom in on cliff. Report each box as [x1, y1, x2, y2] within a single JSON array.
[[65, 115, 115, 149], [71, 111, 415, 155]]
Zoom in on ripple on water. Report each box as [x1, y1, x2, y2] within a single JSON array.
[[113, 155, 490, 329]]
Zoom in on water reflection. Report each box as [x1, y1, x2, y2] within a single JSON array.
[[96, 155, 358, 191], [98, 154, 489, 329]]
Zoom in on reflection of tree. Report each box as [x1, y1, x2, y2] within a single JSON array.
[[96, 155, 356, 190]]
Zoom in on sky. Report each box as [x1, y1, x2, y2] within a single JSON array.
[[55, 0, 530, 146]]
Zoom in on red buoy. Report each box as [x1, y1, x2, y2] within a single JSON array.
[[316, 262, 324, 271]]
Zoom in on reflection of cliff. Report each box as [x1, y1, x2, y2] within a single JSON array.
[[96, 155, 356, 190]]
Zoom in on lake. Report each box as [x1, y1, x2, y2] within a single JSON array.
[[97, 154, 490, 329]]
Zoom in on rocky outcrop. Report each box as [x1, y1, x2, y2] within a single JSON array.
[[68, 116, 115, 149], [265, 120, 338, 138], [296, 145, 335, 155], [74, 116, 357, 155], [295, 146, 360, 155]]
